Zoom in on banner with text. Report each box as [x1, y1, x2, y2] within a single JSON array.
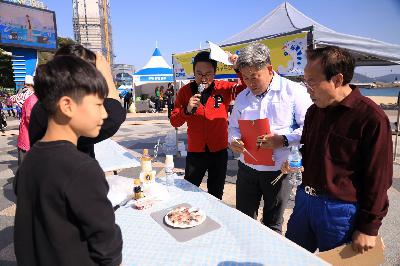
[[172, 32, 308, 80]]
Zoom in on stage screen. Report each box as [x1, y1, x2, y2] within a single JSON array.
[[0, 0, 57, 50]]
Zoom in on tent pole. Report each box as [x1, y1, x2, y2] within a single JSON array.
[[132, 82, 136, 113], [172, 56, 180, 157], [394, 91, 400, 161]]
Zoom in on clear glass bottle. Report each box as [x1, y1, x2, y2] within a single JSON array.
[[288, 146, 302, 200]]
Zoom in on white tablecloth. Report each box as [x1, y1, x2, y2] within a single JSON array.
[[108, 175, 330, 266], [94, 139, 140, 172]]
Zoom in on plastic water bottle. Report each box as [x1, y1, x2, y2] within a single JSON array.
[[288, 146, 302, 200], [165, 155, 174, 189]]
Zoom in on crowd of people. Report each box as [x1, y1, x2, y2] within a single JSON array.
[[9, 42, 393, 265]]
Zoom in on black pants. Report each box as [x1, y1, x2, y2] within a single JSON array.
[[124, 100, 129, 110], [18, 148, 27, 166], [154, 99, 160, 111], [184, 148, 228, 200], [236, 161, 291, 234], [6, 105, 15, 117], [167, 103, 174, 119]]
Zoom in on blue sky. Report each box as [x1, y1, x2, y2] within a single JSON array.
[[45, 0, 400, 77]]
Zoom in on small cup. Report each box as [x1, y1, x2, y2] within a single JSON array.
[[165, 155, 174, 165]]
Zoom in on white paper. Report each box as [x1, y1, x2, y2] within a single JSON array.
[[207, 41, 233, 65]]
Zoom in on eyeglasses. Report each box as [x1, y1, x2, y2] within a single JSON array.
[[300, 79, 319, 92], [195, 72, 214, 79], [301, 77, 334, 92]]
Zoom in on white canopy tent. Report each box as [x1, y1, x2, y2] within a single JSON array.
[[133, 47, 173, 86], [220, 2, 400, 66], [133, 48, 173, 98]]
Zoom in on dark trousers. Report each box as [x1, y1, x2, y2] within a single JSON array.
[[167, 103, 174, 119], [236, 161, 291, 234], [184, 148, 228, 200], [124, 100, 129, 110], [285, 186, 357, 252], [18, 148, 27, 166], [7, 105, 15, 117], [154, 99, 160, 111]]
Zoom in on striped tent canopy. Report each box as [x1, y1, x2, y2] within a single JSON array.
[[133, 48, 173, 85]]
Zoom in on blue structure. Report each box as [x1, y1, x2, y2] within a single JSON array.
[[0, 0, 57, 90], [10, 47, 38, 90]]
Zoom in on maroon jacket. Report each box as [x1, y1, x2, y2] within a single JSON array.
[[301, 88, 392, 236]]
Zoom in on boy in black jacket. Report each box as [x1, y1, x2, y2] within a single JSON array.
[[14, 56, 123, 266]]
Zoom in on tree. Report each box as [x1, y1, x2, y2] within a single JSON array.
[[0, 48, 16, 89]]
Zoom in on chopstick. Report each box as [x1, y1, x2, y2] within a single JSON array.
[[113, 195, 133, 212], [231, 137, 258, 162], [271, 172, 284, 185]]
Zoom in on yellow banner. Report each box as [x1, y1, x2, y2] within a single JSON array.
[[172, 32, 308, 80]]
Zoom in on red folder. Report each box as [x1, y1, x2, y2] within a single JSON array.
[[238, 118, 275, 166]]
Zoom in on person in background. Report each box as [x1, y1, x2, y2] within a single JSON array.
[[165, 82, 175, 119], [170, 51, 245, 200], [0, 101, 7, 132], [14, 55, 123, 266], [228, 43, 312, 233], [29, 44, 126, 158], [159, 85, 165, 112], [154, 86, 161, 112], [285, 46, 393, 253], [10, 75, 35, 110], [6, 93, 16, 117], [17, 84, 38, 165], [124, 89, 133, 111]]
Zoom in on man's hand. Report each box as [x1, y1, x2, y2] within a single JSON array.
[[226, 51, 239, 69], [186, 94, 201, 113], [230, 138, 245, 154], [95, 52, 119, 100], [257, 134, 284, 149], [352, 231, 377, 253], [280, 160, 304, 174]]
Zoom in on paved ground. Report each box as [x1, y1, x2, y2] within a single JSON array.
[[1, 110, 399, 265]]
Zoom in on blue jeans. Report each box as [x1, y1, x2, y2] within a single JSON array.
[[285, 185, 357, 252]]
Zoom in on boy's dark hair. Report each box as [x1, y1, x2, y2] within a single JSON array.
[[34, 56, 108, 115], [55, 44, 96, 66], [306, 46, 355, 85], [193, 51, 218, 72]]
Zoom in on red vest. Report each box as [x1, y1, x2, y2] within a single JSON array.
[[171, 80, 245, 152]]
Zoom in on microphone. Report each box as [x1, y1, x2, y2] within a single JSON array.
[[191, 83, 206, 114]]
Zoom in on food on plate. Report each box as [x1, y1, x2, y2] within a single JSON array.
[[164, 206, 206, 228], [133, 198, 154, 210]]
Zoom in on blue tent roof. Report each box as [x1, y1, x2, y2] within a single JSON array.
[[134, 67, 172, 75], [152, 48, 162, 56]]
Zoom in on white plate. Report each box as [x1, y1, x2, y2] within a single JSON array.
[[164, 206, 206, 228]]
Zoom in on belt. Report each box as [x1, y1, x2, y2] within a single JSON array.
[[303, 185, 325, 197]]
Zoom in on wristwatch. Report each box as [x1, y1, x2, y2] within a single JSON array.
[[282, 135, 289, 147]]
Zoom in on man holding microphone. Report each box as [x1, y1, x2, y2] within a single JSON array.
[[170, 51, 245, 199]]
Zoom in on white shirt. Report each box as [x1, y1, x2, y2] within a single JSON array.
[[228, 72, 312, 171]]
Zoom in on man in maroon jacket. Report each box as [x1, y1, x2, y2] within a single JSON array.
[[285, 46, 392, 253], [170, 51, 245, 199]]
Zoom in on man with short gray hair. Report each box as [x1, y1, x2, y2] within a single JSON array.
[[229, 43, 312, 233]]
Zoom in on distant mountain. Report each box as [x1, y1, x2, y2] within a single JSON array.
[[374, 74, 400, 83], [352, 73, 400, 83], [352, 73, 373, 83]]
